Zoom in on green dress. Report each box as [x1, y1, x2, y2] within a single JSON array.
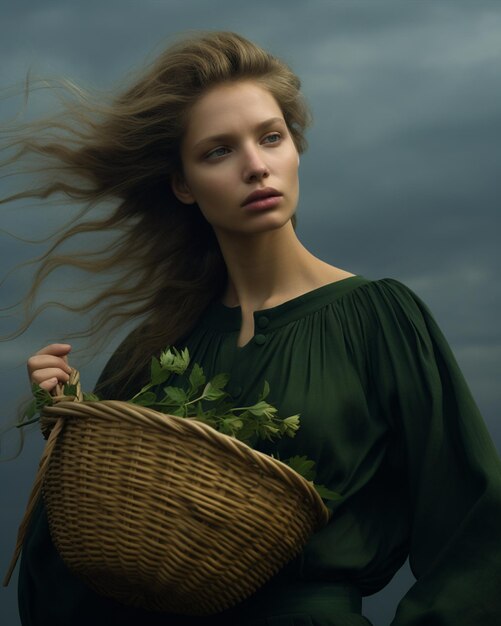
[[17, 276, 501, 625]]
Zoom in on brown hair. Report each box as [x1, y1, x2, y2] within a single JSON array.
[[1, 31, 312, 395]]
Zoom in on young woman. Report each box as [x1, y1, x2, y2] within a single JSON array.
[[6, 31, 501, 626]]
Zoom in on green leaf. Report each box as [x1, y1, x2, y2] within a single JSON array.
[[19, 385, 53, 428], [189, 413, 217, 429], [63, 384, 78, 396], [245, 400, 277, 417], [280, 414, 301, 437], [31, 383, 53, 411], [258, 380, 270, 401], [164, 386, 188, 404], [170, 405, 186, 417], [151, 356, 161, 382], [130, 391, 157, 406], [220, 416, 244, 435], [314, 484, 342, 502], [151, 356, 172, 385], [209, 373, 230, 391], [23, 400, 37, 422], [159, 346, 190, 374], [201, 378, 228, 402], [263, 423, 280, 434], [283, 455, 316, 482], [189, 363, 206, 392]]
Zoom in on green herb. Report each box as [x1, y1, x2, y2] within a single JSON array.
[[17, 384, 53, 427], [129, 348, 301, 446], [272, 454, 341, 512], [23, 346, 341, 510], [21, 384, 98, 427]]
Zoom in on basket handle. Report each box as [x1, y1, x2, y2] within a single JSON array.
[[40, 369, 83, 439], [2, 368, 82, 587]]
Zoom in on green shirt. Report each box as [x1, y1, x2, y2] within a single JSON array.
[[18, 276, 501, 625]]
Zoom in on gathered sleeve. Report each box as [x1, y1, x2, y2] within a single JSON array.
[[365, 278, 501, 624]]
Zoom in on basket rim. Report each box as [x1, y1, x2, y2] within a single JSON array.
[[42, 399, 331, 526]]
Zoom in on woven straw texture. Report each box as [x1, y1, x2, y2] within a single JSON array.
[[4, 369, 331, 616]]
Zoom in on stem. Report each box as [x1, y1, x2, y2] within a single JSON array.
[[16, 416, 40, 428], [183, 394, 205, 407], [130, 383, 153, 401], [229, 405, 254, 412]]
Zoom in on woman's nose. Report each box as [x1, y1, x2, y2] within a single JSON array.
[[243, 148, 270, 183]]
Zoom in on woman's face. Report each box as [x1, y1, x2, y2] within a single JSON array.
[[172, 80, 300, 238]]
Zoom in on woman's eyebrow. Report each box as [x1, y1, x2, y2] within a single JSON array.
[[193, 116, 285, 149]]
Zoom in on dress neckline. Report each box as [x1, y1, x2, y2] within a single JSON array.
[[202, 275, 371, 332]]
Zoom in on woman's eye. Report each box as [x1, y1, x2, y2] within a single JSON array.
[[206, 146, 230, 159], [263, 133, 281, 144]]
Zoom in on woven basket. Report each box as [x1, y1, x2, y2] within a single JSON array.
[[4, 369, 331, 615]]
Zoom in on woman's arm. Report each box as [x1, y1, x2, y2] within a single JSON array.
[[368, 279, 501, 625]]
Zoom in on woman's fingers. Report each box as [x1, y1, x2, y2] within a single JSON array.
[[33, 343, 72, 358], [30, 367, 71, 385], [27, 355, 72, 375], [27, 343, 72, 387], [38, 378, 60, 392]]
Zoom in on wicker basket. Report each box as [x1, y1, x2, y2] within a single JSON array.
[[4, 369, 331, 615]]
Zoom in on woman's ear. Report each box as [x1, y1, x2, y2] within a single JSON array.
[[171, 173, 196, 205]]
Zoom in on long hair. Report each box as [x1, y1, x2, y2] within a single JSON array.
[[1, 31, 312, 395]]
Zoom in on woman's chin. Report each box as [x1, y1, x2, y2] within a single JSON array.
[[217, 216, 294, 240]]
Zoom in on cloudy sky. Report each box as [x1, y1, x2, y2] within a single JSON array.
[[1, 2, 500, 625]]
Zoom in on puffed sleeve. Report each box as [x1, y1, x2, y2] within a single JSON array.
[[366, 278, 501, 625]]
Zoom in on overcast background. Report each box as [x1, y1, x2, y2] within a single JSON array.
[[1, 2, 500, 625]]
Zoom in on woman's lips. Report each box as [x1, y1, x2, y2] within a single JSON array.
[[241, 187, 283, 211], [243, 195, 282, 211]]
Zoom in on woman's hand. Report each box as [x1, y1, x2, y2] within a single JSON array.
[[27, 343, 72, 393]]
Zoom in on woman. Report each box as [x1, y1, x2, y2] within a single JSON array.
[[6, 32, 501, 625]]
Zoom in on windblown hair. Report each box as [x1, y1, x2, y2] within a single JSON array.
[[1, 31, 312, 395]]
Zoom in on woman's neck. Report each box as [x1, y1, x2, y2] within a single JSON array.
[[217, 221, 350, 312]]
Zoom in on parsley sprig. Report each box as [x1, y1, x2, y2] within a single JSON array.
[[131, 347, 301, 445]]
